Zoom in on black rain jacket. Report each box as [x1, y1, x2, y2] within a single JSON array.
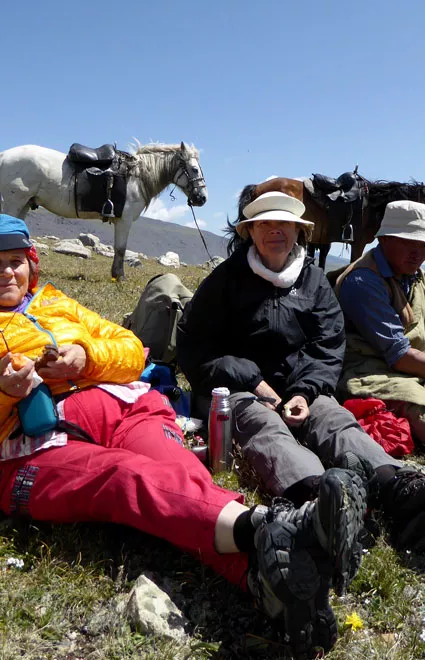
[[177, 246, 346, 406]]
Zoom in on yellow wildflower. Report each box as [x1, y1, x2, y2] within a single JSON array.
[[344, 612, 364, 631]]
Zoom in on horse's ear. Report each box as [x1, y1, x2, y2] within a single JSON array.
[[180, 141, 187, 153]]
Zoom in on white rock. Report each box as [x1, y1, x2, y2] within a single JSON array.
[[204, 256, 225, 269], [94, 243, 115, 258], [56, 238, 85, 247], [79, 233, 101, 247], [127, 258, 142, 268], [124, 250, 139, 261], [158, 251, 180, 268], [31, 241, 49, 255], [32, 241, 49, 249], [96, 249, 114, 258], [53, 241, 92, 259], [42, 235, 60, 241], [126, 574, 188, 642]]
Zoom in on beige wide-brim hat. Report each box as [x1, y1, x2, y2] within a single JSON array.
[[375, 200, 425, 242], [236, 191, 314, 239]]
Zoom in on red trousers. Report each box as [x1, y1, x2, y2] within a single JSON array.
[[0, 388, 248, 586]]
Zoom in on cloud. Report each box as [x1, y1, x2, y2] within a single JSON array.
[[144, 198, 190, 222], [185, 218, 206, 229], [213, 211, 225, 218]]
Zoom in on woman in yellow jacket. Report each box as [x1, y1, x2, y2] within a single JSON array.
[[0, 215, 366, 659]]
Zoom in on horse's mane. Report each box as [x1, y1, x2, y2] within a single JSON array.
[[131, 140, 199, 158], [124, 140, 201, 210], [367, 178, 425, 208]]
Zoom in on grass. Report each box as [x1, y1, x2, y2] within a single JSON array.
[[2, 242, 425, 658]]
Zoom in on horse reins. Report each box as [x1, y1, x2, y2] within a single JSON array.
[[170, 156, 214, 263], [187, 203, 214, 262]]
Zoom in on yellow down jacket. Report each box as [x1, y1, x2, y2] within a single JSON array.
[[0, 283, 145, 444]]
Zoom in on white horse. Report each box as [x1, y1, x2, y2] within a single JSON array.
[[0, 141, 207, 279]]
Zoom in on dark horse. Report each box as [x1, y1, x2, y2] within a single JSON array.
[[237, 177, 425, 268]]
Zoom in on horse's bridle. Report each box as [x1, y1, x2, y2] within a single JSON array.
[[171, 151, 212, 261], [173, 153, 207, 205]]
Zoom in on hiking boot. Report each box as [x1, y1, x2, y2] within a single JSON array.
[[382, 468, 425, 550], [333, 451, 379, 505], [287, 467, 367, 594], [257, 468, 367, 591], [333, 451, 382, 551], [312, 573, 338, 654], [247, 560, 337, 658], [247, 516, 322, 659], [247, 468, 366, 658]]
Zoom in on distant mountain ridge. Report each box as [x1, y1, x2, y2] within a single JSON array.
[[323, 253, 349, 272], [24, 208, 228, 265]]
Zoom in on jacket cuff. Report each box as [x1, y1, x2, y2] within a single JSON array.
[[284, 389, 316, 407], [249, 374, 264, 391]]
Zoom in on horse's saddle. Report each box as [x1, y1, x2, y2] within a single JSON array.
[[306, 171, 364, 203], [304, 170, 368, 243], [67, 142, 127, 219], [68, 143, 116, 166]]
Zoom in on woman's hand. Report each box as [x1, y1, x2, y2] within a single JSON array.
[[281, 395, 310, 427], [37, 344, 87, 380], [0, 353, 35, 398]]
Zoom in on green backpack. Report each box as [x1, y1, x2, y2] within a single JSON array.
[[123, 273, 193, 365]]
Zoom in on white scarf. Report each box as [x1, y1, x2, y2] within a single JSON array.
[[247, 244, 306, 288]]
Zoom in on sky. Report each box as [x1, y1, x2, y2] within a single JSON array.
[[2, 0, 425, 257]]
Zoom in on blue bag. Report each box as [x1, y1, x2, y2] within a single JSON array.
[[140, 362, 191, 417], [17, 383, 59, 436]]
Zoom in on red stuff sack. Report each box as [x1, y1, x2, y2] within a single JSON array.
[[343, 398, 414, 458]]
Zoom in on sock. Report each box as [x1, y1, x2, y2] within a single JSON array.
[[376, 465, 397, 488], [233, 506, 263, 552], [284, 475, 321, 508]]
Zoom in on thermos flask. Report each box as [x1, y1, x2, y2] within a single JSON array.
[[208, 387, 233, 472]]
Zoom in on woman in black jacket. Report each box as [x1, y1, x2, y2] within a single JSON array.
[[178, 190, 401, 496], [177, 190, 408, 656]]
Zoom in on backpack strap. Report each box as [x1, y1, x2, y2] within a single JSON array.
[[9, 418, 97, 444], [55, 420, 97, 444]]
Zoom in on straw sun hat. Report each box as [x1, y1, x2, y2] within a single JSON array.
[[236, 192, 314, 239]]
